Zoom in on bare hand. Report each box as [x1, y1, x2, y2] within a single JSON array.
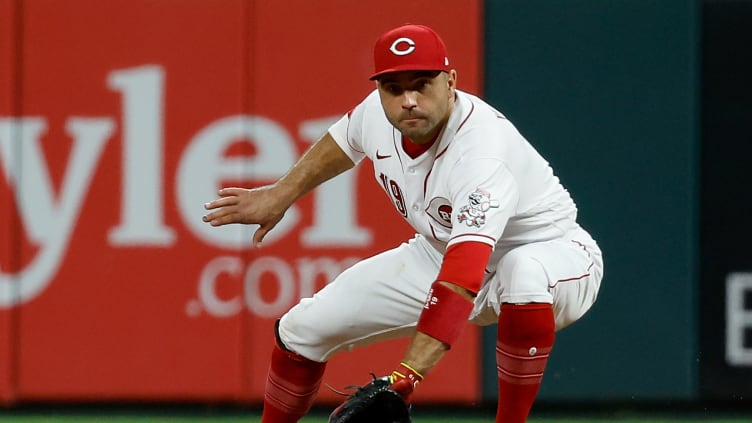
[[202, 186, 288, 247]]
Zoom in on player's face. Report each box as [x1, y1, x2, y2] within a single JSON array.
[[376, 70, 456, 144]]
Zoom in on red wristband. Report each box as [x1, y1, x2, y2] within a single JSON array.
[[416, 281, 474, 347], [436, 241, 492, 293], [389, 362, 424, 399]]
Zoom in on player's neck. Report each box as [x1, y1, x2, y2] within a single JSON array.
[[402, 129, 441, 159]]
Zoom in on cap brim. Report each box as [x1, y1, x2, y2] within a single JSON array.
[[369, 65, 448, 80]]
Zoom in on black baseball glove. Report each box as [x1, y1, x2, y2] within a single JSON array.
[[328, 376, 411, 423]]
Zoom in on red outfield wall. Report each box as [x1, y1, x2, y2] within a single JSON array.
[[1, 0, 19, 405], [0, 0, 482, 405]]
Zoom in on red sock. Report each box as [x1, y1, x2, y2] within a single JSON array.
[[262, 343, 327, 423], [496, 303, 555, 423]]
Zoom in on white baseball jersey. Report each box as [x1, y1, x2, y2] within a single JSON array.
[[329, 89, 579, 266], [278, 89, 603, 361]]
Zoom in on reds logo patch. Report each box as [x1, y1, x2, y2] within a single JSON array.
[[426, 197, 453, 228], [458, 188, 500, 228], [389, 37, 416, 56]]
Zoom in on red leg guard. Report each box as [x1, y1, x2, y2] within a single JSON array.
[[262, 343, 327, 423], [496, 303, 555, 423]]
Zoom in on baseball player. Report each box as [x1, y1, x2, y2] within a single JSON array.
[[203, 24, 603, 423]]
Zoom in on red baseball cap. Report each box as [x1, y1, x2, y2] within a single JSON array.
[[370, 24, 451, 80]]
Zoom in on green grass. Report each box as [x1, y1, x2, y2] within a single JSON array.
[[0, 420, 749, 423], [0, 417, 751, 423], [1, 406, 751, 423]]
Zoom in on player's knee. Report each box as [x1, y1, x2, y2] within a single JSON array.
[[512, 256, 547, 281], [498, 253, 550, 297], [554, 308, 579, 331], [274, 318, 294, 352], [553, 296, 594, 331], [276, 309, 333, 361]]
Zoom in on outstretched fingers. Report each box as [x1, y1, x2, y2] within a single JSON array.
[[202, 209, 240, 226], [202, 190, 243, 225], [218, 187, 246, 197], [204, 191, 241, 210], [201, 186, 283, 238]]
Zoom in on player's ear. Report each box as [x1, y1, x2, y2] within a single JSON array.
[[446, 70, 457, 95]]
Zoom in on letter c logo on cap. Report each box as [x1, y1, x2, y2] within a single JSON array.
[[389, 37, 416, 56]]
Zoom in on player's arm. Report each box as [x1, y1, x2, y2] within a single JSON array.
[[388, 241, 493, 399], [203, 132, 354, 246], [268, 131, 355, 204]]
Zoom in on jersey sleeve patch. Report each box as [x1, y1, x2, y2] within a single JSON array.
[[457, 188, 500, 228]]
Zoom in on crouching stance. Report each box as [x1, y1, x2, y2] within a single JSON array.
[[204, 23, 603, 423]]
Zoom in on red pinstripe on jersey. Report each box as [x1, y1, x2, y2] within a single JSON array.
[[448, 232, 497, 244], [456, 100, 475, 133], [548, 240, 594, 288]]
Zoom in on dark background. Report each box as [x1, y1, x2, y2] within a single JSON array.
[[484, 0, 699, 401], [484, 0, 752, 405], [699, 0, 752, 400]]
